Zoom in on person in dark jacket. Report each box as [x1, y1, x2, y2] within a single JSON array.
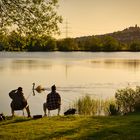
[[43, 85, 61, 116], [9, 87, 31, 117]]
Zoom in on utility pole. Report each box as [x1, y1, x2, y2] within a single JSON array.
[[64, 20, 70, 38]]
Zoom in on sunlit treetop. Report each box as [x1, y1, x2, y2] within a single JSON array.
[[0, 0, 62, 36]]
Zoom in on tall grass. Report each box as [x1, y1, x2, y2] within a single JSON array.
[[73, 95, 119, 116], [73, 86, 140, 116], [74, 95, 101, 115], [103, 99, 119, 116]]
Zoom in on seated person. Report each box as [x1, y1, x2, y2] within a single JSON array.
[[9, 87, 31, 117], [43, 85, 61, 116]]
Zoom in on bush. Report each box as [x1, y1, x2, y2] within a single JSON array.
[[115, 86, 140, 114]]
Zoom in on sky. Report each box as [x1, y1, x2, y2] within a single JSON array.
[[57, 0, 140, 38]]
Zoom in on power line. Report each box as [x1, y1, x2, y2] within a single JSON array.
[[63, 20, 71, 38]]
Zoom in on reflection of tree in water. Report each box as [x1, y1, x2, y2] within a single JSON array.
[[1, 58, 140, 72], [11, 60, 52, 71], [90, 59, 140, 71], [0, 66, 4, 71]]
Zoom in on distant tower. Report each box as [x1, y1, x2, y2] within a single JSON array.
[[65, 21, 68, 38], [64, 20, 71, 38]]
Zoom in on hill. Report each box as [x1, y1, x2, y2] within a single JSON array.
[[76, 24, 140, 44], [99, 24, 140, 43]]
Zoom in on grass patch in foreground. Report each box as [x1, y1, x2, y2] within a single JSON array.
[[0, 113, 140, 140]]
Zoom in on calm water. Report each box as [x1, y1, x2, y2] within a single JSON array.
[[1, 52, 140, 116]]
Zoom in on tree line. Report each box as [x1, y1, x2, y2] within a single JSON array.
[[1, 0, 140, 52], [1, 31, 140, 51]]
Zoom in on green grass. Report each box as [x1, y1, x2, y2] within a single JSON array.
[[0, 113, 140, 140]]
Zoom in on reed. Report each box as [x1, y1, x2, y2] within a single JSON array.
[[73, 95, 120, 116], [73, 95, 100, 115], [103, 99, 120, 116]]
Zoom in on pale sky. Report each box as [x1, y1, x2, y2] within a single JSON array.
[[57, 0, 140, 38]]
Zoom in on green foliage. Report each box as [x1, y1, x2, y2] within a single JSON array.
[[103, 99, 120, 116], [0, 30, 58, 51], [75, 36, 123, 51], [26, 35, 56, 51], [1, 31, 140, 52], [109, 104, 118, 115], [129, 41, 140, 51], [115, 86, 140, 114], [7, 31, 26, 51], [57, 38, 79, 51], [74, 95, 99, 115], [0, 32, 6, 51], [101, 36, 121, 51], [75, 36, 101, 51], [0, 0, 62, 36], [73, 86, 140, 116]]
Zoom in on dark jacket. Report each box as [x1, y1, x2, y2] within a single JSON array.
[[9, 90, 27, 110]]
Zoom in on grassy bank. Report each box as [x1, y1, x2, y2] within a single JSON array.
[[0, 113, 140, 140]]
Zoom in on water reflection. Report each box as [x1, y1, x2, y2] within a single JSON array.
[[1, 58, 140, 72], [11, 60, 52, 70], [90, 59, 140, 71]]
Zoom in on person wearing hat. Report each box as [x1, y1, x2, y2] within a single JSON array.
[[43, 85, 61, 116], [9, 87, 31, 117]]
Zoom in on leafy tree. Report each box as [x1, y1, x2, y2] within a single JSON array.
[[26, 35, 56, 51], [26, 36, 42, 51], [0, 0, 62, 36], [7, 31, 26, 51], [84, 36, 102, 51], [0, 31, 9, 51], [57, 38, 79, 51], [44, 37, 57, 51], [76, 39, 85, 51], [101, 36, 120, 51], [129, 41, 140, 51], [0, 32, 5, 50]]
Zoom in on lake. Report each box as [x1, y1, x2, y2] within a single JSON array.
[[1, 51, 140, 116]]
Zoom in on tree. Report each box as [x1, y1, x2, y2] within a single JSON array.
[[26, 35, 56, 51], [0, 30, 9, 51], [7, 31, 26, 51], [129, 41, 140, 51], [57, 38, 79, 51], [101, 36, 120, 51], [0, 0, 62, 36], [84, 36, 102, 51]]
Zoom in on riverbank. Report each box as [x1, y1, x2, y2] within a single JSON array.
[[0, 113, 140, 140]]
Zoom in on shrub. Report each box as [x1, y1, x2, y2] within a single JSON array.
[[115, 86, 140, 114]]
